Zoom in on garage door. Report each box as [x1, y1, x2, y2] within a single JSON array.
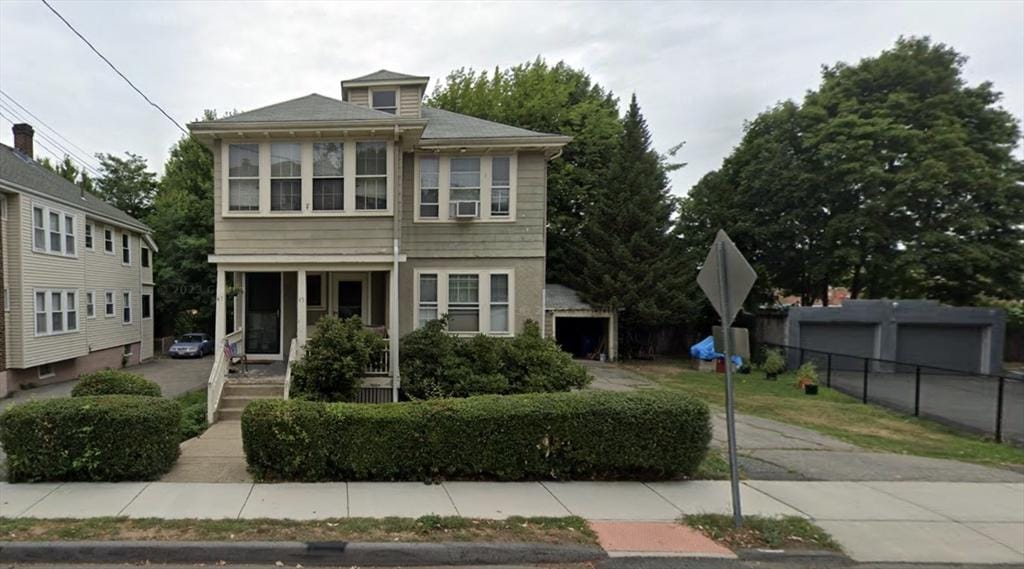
[[799, 322, 877, 371], [896, 324, 983, 373]]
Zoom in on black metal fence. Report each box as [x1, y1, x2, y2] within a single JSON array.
[[760, 343, 1023, 445]]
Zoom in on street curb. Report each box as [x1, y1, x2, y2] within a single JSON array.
[[737, 548, 853, 564], [0, 540, 608, 566]]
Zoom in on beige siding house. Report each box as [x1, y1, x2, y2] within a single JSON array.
[[191, 69, 569, 413], [0, 124, 157, 396]]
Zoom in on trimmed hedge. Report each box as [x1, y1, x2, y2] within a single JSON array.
[[242, 390, 711, 481], [71, 369, 162, 397], [0, 396, 181, 482]]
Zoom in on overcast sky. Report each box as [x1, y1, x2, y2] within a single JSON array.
[[1, 0, 1021, 195]]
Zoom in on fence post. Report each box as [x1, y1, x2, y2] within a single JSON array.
[[995, 376, 1005, 443], [826, 354, 832, 388], [914, 366, 921, 417], [862, 358, 869, 404]]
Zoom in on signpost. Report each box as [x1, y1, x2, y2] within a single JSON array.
[[697, 230, 757, 528]]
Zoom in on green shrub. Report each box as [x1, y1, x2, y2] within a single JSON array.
[[71, 369, 162, 397], [242, 390, 711, 481], [0, 396, 181, 482], [291, 315, 387, 401], [400, 319, 590, 399], [176, 390, 208, 440], [760, 349, 786, 376]]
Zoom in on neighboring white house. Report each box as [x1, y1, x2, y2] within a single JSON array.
[[0, 123, 157, 396]]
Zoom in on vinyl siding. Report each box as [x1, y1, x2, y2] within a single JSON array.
[[399, 86, 421, 118], [347, 87, 369, 106], [6, 192, 146, 369], [211, 139, 395, 255], [400, 151, 546, 258]]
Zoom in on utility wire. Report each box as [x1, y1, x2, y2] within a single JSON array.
[[0, 89, 99, 161], [0, 103, 102, 177], [40, 0, 188, 136]]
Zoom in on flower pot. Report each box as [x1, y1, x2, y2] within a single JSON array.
[[804, 384, 819, 395]]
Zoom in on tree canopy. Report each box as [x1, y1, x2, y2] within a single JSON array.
[[94, 152, 158, 220], [39, 155, 95, 193], [678, 37, 1024, 306]]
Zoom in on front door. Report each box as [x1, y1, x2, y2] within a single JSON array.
[[337, 280, 363, 320], [246, 272, 281, 355]]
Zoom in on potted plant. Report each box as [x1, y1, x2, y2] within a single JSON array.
[[761, 348, 785, 381], [796, 362, 819, 395]]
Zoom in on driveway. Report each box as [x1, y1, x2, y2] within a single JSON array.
[[583, 361, 1023, 483], [0, 356, 213, 480]]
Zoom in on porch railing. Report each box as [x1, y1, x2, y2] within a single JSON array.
[[366, 344, 390, 376], [284, 337, 300, 399], [207, 329, 244, 423]]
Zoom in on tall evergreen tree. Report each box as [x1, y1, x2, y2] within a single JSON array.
[[569, 95, 691, 353], [94, 152, 158, 220], [39, 155, 95, 192]]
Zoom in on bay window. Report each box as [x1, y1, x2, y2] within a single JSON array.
[[417, 273, 438, 328], [313, 142, 344, 211], [270, 142, 301, 211], [447, 274, 479, 332], [356, 141, 387, 210], [34, 289, 79, 335], [419, 156, 439, 218], [228, 143, 260, 212]]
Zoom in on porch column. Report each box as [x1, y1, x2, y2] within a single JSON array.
[[390, 249, 400, 402], [215, 266, 226, 348], [297, 269, 307, 349]]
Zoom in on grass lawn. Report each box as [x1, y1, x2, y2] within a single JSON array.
[[683, 514, 841, 551], [625, 360, 1024, 468], [0, 516, 596, 545]]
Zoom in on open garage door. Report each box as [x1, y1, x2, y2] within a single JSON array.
[[555, 316, 610, 359]]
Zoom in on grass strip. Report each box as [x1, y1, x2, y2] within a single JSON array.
[[0, 515, 596, 545], [626, 360, 1024, 467], [683, 514, 841, 551]]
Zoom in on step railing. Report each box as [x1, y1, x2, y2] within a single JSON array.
[[283, 337, 299, 400], [366, 344, 390, 376], [207, 329, 244, 423]]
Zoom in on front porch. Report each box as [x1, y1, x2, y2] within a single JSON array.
[[208, 262, 400, 422]]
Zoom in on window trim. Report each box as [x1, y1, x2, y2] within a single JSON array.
[[86, 290, 96, 319], [31, 202, 78, 257], [414, 154, 517, 223], [227, 142, 261, 213], [104, 290, 116, 318], [122, 289, 132, 324], [103, 227, 115, 254], [142, 292, 152, 320], [121, 232, 132, 266], [84, 222, 94, 250], [33, 288, 80, 337], [269, 142, 303, 213], [312, 141, 345, 212], [369, 87, 399, 114], [413, 268, 515, 336], [141, 246, 150, 268]]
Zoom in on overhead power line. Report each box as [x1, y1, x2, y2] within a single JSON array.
[[0, 104, 101, 177], [40, 0, 188, 136], [0, 89, 98, 160]]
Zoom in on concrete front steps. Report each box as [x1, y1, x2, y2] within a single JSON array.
[[217, 379, 284, 421]]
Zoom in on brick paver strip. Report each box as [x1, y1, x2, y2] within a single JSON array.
[[590, 521, 736, 558]]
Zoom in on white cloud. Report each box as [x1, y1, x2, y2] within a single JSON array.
[[1, 0, 1021, 195]]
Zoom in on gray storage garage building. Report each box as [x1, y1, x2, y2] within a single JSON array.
[[544, 284, 618, 362]]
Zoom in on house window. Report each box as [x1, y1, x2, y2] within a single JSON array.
[[34, 289, 78, 335], [450, 157, 481, 217], [142, 247, 150, 267], [105, 290, 115, 317], [447, 274, 479, 332], [418, 273, 438, 328], [355, 142, 387, 210], [491, 157, 511, 217], [270, 142, 301, 211], [419, 156, 439, 218], [490, 274, 509, 333], [86, 291, 96, 318], [32, 205, 76, 256], [121, 233, 131, 265], [142, 293, 152, 319], [122, 290, 132, 323], [124, 344, 133, 356], [313, 142, 344, 211], [306, 273, 324, 308], [38, 363, 55, 379], [371, 90, 397, 114], [104, 228, 114, 253], [228, 143, 260, 212], [85, 223, 94, 250]]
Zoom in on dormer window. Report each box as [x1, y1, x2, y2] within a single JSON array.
[[371, 90, 397, 114]]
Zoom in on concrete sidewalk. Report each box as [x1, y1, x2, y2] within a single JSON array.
[[2, 480, 1021, 564]]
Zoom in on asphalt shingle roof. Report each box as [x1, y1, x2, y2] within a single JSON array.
[[0, 143, 148, 231], [420, 107, 558, 140], [546, 284, 598, 311], [342, 69, 429, 84], [202, 94, 396, 124]]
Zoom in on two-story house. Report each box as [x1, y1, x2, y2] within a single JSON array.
[[0, 124, 157, 397], [191, 69, 570, 412]]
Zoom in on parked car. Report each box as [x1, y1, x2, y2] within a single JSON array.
[[168, 333, 214, 358]]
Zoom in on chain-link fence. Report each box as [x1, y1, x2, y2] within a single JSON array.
[[761, 342, 1023, 445]]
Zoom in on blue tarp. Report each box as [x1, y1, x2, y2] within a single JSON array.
[[689, 335, 743, 367]]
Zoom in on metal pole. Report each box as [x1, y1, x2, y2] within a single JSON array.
[[995, 377, 1005, 443], [716, 240, 742, 528], [826, 354, 832, 389], [914, 366, 921, 417], [862, 358, 869, 404]]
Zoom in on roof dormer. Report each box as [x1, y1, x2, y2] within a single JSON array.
[[341, 69, 430, 119]]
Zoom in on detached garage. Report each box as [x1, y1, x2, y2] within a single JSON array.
[[544, 284, 618, 362]]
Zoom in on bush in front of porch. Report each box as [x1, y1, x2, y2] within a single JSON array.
[[400, 319, 590, 399], [71, 369, 162, 398], [241, 390, 710, 481], [290, 315, 387, 401]]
